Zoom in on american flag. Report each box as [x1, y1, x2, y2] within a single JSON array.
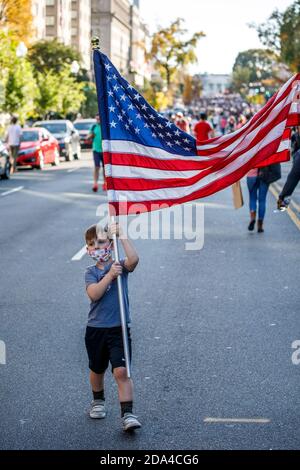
[[93, 50, 300, 215]]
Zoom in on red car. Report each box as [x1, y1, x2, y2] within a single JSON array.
[[17, 128, 60, 170]]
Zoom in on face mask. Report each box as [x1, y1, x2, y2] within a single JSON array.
[[89, 243, 112, 263]]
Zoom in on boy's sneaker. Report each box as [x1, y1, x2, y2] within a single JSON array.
[[89, 400, 106, 419], [122, 413, 142, 432]]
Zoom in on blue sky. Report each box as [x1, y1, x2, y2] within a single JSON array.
[[139, 0, 293, 74]]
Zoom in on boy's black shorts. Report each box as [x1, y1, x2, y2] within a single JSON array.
[[85, 326, 132, 374]]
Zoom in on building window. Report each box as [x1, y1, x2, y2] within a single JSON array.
[[46, 16, 55, 26], [71, 11, 77, 19]]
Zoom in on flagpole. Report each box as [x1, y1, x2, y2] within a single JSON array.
[[92, 37, 131, 379]]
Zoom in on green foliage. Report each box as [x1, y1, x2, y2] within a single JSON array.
[[80, 82, 99, 118], [255, 0, 300, 72], [28, 39, 82, 75], [149, 18, 205, 89], [233, 49, 278, 83]]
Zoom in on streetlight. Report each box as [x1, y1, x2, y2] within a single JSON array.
[[16, 42, 28, 58], [70, 60, 80, 75]]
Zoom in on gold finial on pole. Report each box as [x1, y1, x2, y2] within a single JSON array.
[[91, 36, 100, 50]]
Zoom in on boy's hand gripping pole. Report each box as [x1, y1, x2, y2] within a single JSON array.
[[111, 216, 131, 379]]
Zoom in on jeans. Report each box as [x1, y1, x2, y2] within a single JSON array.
[[247, 176, 269, 220], [279, 150, 300, 200]]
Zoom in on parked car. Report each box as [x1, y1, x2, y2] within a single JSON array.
[[73, 118, 96, 149], [0, 139, 10, 179], [17, 128, 60, 170], [33, 120, 81, 161]]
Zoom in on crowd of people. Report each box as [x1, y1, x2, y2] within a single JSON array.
[[165, 96, 300, 234]]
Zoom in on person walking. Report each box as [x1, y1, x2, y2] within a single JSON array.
[[194, 113, 214, 144], [6, 116, 22, 173], [277, 149, 300, 210], [87, 114, 106, 192]]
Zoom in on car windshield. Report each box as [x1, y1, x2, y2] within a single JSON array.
[[21, 131, 39, 142], [74, 122, 95, 131], [39, 123, 67, 134]]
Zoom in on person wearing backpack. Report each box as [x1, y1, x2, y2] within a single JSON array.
[[247, 163, 281, 233], [88, 114, 106, 192]]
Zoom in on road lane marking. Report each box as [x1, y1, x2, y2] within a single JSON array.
[[269, 184, 300, 232], [204, 418, 270, 424], [67, 167, 80, 173], [1, 186, 24, 197], [72, 245, 87, 261]]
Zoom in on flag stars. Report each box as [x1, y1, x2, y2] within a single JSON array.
[[141, 104, 147, 111], [105, 63, 112, 71], [134, 93, 142, 101], [152, 132, 157, 138], [113, 74, 117, 80], [120, 94, 127, 101], [166, 132, 172, 137], [128, 103, 134, 111], [125, 124, 130, 130], [174, 129, 180, 136], [118, 114, 123, 121], [109, 105, 116, 113], [134, 127, 140, 134], [184, 138, 189, 143], [166, 142, 173, 147], [165, 121, 172, 128], [110, 121, 117, 128], [175, 140, 181, 145], [108, 90, 114, 97], [127, 84, 134, 90]]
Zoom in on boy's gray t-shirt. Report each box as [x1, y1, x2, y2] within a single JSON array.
[[85, 260, 131, 328]]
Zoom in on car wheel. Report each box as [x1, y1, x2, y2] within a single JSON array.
[[38, 154, 45, 170], [51, 149, 60, 166], [1, 160, 10, 179]]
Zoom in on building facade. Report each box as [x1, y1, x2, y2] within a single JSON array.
[[71, 0, 91, 70], [199, 74, 231, 97], [30, 0, 149, 81], [31, 0, 46, 41], [91, 0, 150, 85], [44, 0, 72, 45]]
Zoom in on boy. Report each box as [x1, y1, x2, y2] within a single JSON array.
[[84, 222, 141, 432]]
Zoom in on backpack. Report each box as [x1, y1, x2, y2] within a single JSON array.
[[258, 163, 281, 185]]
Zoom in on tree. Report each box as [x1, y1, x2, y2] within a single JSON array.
[[149, 18, 205, 89], [80, 83, 99, 118], [183, 75, 193, 105], [4, 58, 38, 123], [254, 0, 300, 72], [34, 71, 61, 119], [57, 68, 85, 116], [28, 39, 82, 75], [233, 49, 278, 83], [231, 66, 251, 96], [0, 0, 33, 43]]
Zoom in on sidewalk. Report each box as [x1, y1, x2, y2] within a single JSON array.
[[269, 159, 300, 229]]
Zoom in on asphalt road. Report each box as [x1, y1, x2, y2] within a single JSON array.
[[0, 152, 300, 450]]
